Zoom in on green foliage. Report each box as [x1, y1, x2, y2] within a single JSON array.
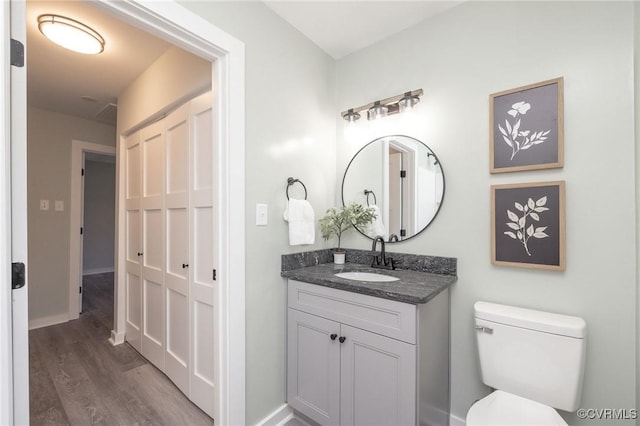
[[319, 203, 377, 250]]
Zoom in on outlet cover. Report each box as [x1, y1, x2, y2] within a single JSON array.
[[39, 200, 49, 211], [54, 200, 64, 211]]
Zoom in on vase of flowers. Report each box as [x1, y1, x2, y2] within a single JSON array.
[[319, 202, 377, 264]]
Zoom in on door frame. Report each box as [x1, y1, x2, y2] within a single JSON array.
[[94, 2, 246, 425], [1, 1, 15, 422], [69, 140, 116, 320]]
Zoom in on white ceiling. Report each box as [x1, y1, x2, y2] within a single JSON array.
[[26, 1, 462, 125], [27, 1, 171, 125], [264, 1, 464, 59]]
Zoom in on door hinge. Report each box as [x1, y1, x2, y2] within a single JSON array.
[[12, 262, 25, 290], [212, 269, 217, 281], [11, 39, 24, 68], [80, 227, 83, 235], [400, 229, 406, 237], [400, 170, 406, 178], [79, 286, 82, 294], [81, 168, 85, 176]]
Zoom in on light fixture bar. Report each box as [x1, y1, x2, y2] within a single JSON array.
[[341, 88, 423, 121]]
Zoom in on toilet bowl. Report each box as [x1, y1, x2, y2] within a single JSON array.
[[467, 301, 586, 426]]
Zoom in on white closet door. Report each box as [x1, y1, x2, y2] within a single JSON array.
[[140, 121, 166, 369], [189, 91, 216, 417], [124, 131, 142, 352], [164, 104, 191, 394]]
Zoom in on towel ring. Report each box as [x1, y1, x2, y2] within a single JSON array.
[[286, 177, 307, 200], [364, 189, 377, 206]]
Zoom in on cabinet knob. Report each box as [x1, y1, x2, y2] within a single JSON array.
[[339, 336, 346, 343], [182, 263, 189, 268], [137, 252, 143, 257], [330, 333, 337, 341]]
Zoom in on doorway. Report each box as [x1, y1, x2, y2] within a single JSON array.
[[6, 1, 246, 424]]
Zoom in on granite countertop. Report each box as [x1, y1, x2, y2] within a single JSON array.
[[281, 261, 457, 305]]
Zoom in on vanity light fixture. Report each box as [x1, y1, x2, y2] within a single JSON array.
[[38, 14, 105, 55], [368, 101, 388, 120], [343, 108, 361, 123], [341, 88, 423, 122]]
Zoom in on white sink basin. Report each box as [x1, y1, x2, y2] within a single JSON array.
[[334, 271, 399, 282]]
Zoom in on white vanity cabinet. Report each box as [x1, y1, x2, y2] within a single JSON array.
[[287, 279, 450, 426]]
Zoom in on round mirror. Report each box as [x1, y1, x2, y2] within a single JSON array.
[[341, 135, 445, 242]]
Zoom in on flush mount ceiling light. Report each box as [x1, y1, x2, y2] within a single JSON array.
[[341, 89, 423, 122], [38, 14, 105, 55]]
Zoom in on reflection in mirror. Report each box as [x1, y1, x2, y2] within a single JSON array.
[[341, 135, 444, 242]]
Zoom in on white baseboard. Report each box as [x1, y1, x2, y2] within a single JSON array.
[[256, 403, 294, 426], [450, 413, 466, 426], [83, 267, 114, 276], [29, 313, 69, 330], [109, 329, 126, 345]]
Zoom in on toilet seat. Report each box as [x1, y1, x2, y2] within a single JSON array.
[[466, 390, 568, 426]]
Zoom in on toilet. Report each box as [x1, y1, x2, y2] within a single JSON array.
[[466, 301, 587, 426]]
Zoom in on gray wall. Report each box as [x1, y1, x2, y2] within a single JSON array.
[[28, 107, 115, 323], [82, 159, 116, 275], [177, 2, 337, 424], [337, 2, 636, 424]]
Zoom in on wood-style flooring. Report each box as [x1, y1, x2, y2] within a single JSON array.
[[29, 272, 214, 426]]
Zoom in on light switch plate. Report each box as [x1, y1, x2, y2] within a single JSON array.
[[256, 204, 268, 226], [39, 200, 49, 211], [54, 200, 64, 211]]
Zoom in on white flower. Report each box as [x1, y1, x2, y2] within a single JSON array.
[[507, 101, 531, 117]]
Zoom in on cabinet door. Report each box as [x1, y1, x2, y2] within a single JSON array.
[[288, 309, 341, 426], [340, 325, 416, 426]]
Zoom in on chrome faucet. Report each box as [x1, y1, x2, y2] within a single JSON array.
[[371, 236, 396, 270]]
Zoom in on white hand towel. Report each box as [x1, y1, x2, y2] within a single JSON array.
[[283, 198, 315, 245], [365, 205, 387, 240]]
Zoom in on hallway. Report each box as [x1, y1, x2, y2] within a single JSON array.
[[28, 273, 213, 425]]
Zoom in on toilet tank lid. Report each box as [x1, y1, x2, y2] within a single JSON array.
[[474, 301, 586, 338]]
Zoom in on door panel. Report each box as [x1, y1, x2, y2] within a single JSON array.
[[189, 92, 216, 417], [340, 325, 416, 426], [124, 132, 142, 351], [140, 122, 165, 369], [164, 105, 190, 395], [142, 278, 164, 368]]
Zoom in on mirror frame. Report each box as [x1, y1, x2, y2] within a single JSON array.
[[341, 134, 446, 243]]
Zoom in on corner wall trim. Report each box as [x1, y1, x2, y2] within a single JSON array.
[[109, 329, 125, 346], [256, 404, 294, 426]]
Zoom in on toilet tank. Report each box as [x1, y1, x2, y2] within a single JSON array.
[[474, 301, 586, 412]]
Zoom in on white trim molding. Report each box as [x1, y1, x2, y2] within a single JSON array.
[[28, 313, 69, 331], [83, 267, 115, 276], [95, 2, 246, 425], [69, 140, 116, 321], [257, 404, 295, 426], [450, 413, 467, 426]]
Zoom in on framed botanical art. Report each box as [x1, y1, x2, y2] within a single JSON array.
[[491, 181, 566, 271], [490, 77, 564, 173]]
